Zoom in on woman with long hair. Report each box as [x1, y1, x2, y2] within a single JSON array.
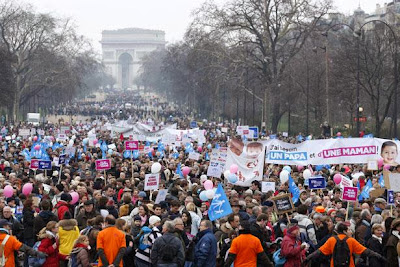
[[37, 221, 67, 267], [69, 235, 90, 267]]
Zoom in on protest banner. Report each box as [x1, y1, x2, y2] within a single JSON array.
[[188, 152, 200, 161], [38, 160, 52, 170], [57, 134, 67, 141], [263, 138, 400, 165], [30, 159, 39, 170], [95, 159, 111, 170], [249, 126, 259, 139], [261, 182, 275, 193], [144, 173, 160, 191], [236, 126, 249, 136], [271, 194, 295, 217], [308, 177, 326, 190], [125, 140, 139, 151], [226, 138, 264, 186], [18, 129, 30, 137]]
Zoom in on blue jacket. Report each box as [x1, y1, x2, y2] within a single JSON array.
[[194, 229, 217, 267]]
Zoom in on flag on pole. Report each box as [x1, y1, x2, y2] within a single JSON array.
[[208, 184, 233, 221], [288, 175, 301, 203], [176, 163, 184, 178]]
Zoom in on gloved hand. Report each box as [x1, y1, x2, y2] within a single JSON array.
[[36, 251, 47, 258]]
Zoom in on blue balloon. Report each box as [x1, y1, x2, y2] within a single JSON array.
[[227, 173, 238, 184], [199, 191, 208, 201], [108, 148, 113, 155], [82, 139, 89, 145], [283, 166, 292, 173], [207, 144, 212, 150]]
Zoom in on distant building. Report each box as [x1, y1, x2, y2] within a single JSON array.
[[101, 28, 166, 90]]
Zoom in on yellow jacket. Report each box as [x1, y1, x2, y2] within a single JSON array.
[[58, 219, 80, 255]]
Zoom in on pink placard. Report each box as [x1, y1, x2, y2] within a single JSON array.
[[30, 159, 39, 170], [125, 141, 139, 151], [342, 186, 358, 202], [95, 159, 111, 170]]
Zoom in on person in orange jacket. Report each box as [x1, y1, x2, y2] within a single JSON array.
[[306, 222, 385, 267]]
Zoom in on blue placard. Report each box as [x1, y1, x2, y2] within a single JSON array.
[[38, 160, 52, 170], [308, 177, 326, 189], [388, 190, 395, 205], [249, 126, 259, 139], [190, 121, 197, 128], [59, 154, 66, 165]]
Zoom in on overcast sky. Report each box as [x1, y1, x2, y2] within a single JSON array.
[[26, 0, 389, 52]]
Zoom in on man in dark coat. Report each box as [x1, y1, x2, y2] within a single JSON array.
[[250, 213, 271, 252], [194, 220, 217, 267], [76, 199, 99, 230], [33, 199, 58, 240]]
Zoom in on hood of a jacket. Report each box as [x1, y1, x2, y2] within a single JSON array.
[[293, 214, 309, 223], [39, 210, 54, 220], [59, 218, 78, 231]]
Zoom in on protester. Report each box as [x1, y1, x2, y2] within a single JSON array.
[[37, 221, 67, 267], [385, 218, 400, 267], [194, 220, 217, 267], [69, 235, 91, 267]]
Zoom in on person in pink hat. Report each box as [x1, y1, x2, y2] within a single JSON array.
[[280, 223, 308, 266]]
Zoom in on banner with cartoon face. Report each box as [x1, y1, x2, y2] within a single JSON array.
[[226, 138, 265, 186], [263, 138, 400, 166]]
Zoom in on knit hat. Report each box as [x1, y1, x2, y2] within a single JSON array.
[[315, 206, 325, 213], [55, 184, 64, 192], [133, 215, 141, 221], [287, 224, 299, 234], [138, 191, 147, 198], [60, 193, 72, 202], [149, 215, 161, 226]]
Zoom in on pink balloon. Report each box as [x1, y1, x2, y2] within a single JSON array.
[[383, 164, 391, 171], [336, 132, 342, 137], [378, 158, 384, 169], [3, 185, 13, 198], [230, 164, 238, 174], [22, 183, 33, 196], [34, 145, 41, 151], [197, 146, 203, 152], [33, 136, 38, 142], [70, 192, 79, 205], [0, 136, 3, 141], [297, 165, 304, 172], [182, 166, 191, 176], [204, 180, 213, 190], [333, 174, 342, 185], [93, 139, 98, 145]]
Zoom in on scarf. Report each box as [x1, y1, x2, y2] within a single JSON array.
[[372, 234, 382, 244], [392, 230, 400, 240], [46, 230, 56, 238], [74, 243, 88, 249], [140, 215, 147, 227]]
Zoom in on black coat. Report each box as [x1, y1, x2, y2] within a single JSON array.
[[22, 208, 35, 241], [366, 236, 384, 267], [33, 211, 58, 240], [250, 222, 270, 251]]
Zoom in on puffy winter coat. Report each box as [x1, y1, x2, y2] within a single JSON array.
[[280, 232, 306, 267], [194, 229, 217, 267], [38, 232, 67, 267], [293, 214, 317, 245]]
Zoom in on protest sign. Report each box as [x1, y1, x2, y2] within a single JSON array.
[[221, 127, 228, 133], [388, 173, 400, 192], [95, 159, 111, 170], [261, 182, 275, 193], [308, 177, 326, 189], [18, 129, 30, 137], [30, 159, 39, 170], [38, 160, 52, 170], [57, 134, 67, 141], [207, 161, 222, 178], [226, 138, 264, 187], [188, 152, 200, 161], [59, 154, 66, 165], [367, 160, 378, 170], [60, 126, 70, 134], [125, 141, 139, 151], [155, 189, 168, 204], [236, 126, 249, 136], [190, 121, 197, 128], [342, 187, 358, 202], [249, 126, 259, 139], [388, 190, 395, 205], [271, 193, 295, 215], [144, 173, 160, 191], [263, 138, 400, 165]]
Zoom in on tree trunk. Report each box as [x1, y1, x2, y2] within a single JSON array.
[[271, 96, 281, 133]]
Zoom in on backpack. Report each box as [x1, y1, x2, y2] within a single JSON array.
[[159, 237, 177, 262], [67, 253, 79, 267], [332, 236, 350, 267], [137, 226, 152, 251], [0, 235, 10, 267], [80, 226, 93, 236], [273, 249, 286, 267], [28, 241, 46, 267]]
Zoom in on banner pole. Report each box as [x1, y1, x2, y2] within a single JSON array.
[[58, 165, 62, 184], [104, 170, 107, 185], [345, 203, 350, 221]]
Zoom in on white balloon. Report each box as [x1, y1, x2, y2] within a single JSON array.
[[200, 175, 208, 183], [280, 170, 290, 183], [72, 135, 76, 140], [303, 169, 312, 180], [205, 189, 215, 199], [224, 170, 230, 178], [151, 162, 162, 174]]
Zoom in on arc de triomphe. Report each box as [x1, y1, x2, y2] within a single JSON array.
[[101, 28, 166, 90]]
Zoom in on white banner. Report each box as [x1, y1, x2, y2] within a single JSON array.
[[226, 138, 265, 186], [263, 138, 399, 166], [207, 148, 228, 178]]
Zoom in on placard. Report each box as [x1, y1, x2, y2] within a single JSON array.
[[236, 126, 249, 136], [60, 126, 70, 135], [57, 134, 67, 141], [38, 160, 52, 170], [221, 127, 228, 133], [388, 173, 400, 191], [282, 132, 288, 137], [95, 159, 111, 170], [308, 177, 326, 189], [59, 154, 66, 165], [207, 161, 222, 178], [249, 126, 259, 139], [19, 129, 30, 137], [271, 193, 295, 215], [388, 190, 395, 205], [188, 152, 200, 161], [144, 173, 160, 191], [125, 141, 139, 151], [30, 159, 39, 170], [342, 186, 358, 202], [155, 189, 168, 204], [367, 160, 378, 170], [261, 181, 275, 193]]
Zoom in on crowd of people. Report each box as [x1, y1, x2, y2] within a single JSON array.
[[0, 91, 398, 267]]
